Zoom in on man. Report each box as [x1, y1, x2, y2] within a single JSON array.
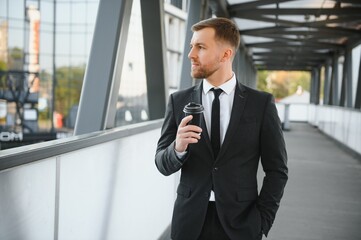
[[155, 17, 288, 240]]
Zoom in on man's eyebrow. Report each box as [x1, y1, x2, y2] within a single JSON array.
[[190, 42, 207, 47]]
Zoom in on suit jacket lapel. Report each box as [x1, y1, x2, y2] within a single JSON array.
[[216, 82, 247, 162]]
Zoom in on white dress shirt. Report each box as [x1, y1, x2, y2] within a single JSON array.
[[202, 74, 236, 145]]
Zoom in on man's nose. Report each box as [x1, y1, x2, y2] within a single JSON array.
[[188, 48, 195, 59]]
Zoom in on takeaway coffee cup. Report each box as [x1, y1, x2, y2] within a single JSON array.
[[183, 102, 204, 128]]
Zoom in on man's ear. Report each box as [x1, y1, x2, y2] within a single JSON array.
[[220, 48, 233, 62]]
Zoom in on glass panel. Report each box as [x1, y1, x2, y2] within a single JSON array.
[[71, 24, 87, 33], [0, 0, 100, 148], [55, 33, 70, 55], [86, 2, 99, 25], [8, 19, 24, 29], [56, 23, 70, 33], [39, 53, 53, 71], [69, 56, 86, 66], [40, 32, 53, 55], [70, 33, 86, 56], [41, 22, 53, 33], [0, 18, 7, 67], [8, 29, 24, 70], [56, 3, 70, 24], [26, 0, 39, 9], [85, 33, 93, 56], [9, 0, 24, 20], [39, 54, 53, 73], [71, 3, 86, 24], [115, 0, 149, 127], [39, 55, 53, 131], [41, 1, 54, 24], [0, 0, 7, 18], [55, 56, 69, 68]]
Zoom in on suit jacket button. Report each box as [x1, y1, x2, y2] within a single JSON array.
[[213, 167, 218, 171]]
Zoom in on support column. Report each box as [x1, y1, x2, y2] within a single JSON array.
[[329, 52, 339, 105], [247, 56, 257, 89], [74, 0, 133, 135], [140, 0, 168, 120], [310, 68, 321, 105], [315, 67, 321, 105], [323, 60, 331, 105], [355, 50, 361, 109], [232, 48, 241, 80], [237, 48, 246, 85], [310, 69, 316, 103], [179, 0, 208, 90], [339, 48, 353, 107]]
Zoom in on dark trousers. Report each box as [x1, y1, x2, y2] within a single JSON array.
[[197, 202, 230, 240]]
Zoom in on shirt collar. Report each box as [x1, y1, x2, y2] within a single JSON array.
[[202, 73, 237, 95]]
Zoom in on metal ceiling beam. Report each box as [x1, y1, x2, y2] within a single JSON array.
[[253, 51, 332, 58], [256, 65, 312, 71], [230, 7, 361, 16], [208, 0, 229, 17], [255, 56, 328, 62], [242, 34, 347, 49], [246, 41, 344, 50], [234, 13, 361, 33], [229, 0, 296, 11], [255, 59, 325, 65], [239, 25, 361, 38], [330, 0, 361, 4], [221, 0, 361, 72]]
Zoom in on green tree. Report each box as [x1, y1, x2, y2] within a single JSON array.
[[55, 66, 85, 118], [257, 70, 268, 91], [0, 60, 7, 88], [8, 47, 23, 70], [0, 60, 6, 70], [257, 70, 311, 100]]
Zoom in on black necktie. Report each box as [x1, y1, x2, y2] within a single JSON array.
[[210, 88, 223, 158]]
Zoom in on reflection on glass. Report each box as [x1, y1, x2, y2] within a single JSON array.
[[115, 0, 149, 127], [0, 0, 99, 150], [0, 1, 7, 18]]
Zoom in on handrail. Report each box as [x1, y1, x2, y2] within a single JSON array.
[[0, 119, 163, 171], [277, 102, 361, 113]]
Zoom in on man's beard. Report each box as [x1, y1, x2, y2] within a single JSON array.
[[190, 62, 220, 79]]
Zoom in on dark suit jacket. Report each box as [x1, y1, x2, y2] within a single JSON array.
[[155, 81, 288, 240]]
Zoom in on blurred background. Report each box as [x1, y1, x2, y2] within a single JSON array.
[[3, 0, 358, 149]]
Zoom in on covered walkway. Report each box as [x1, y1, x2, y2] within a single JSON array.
[[0, 0, 361, 239], [268, 123, 361, 240]]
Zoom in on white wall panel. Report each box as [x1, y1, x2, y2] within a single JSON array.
[[56, 128, 177, 240], [310, 105, 361, 155], [0, 158, 57, 240], [57, 141, 119, 240], [105, 128, 177, 240]]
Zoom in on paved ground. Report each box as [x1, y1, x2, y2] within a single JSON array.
[[267, 123, 361, 240], [161, 123, 361, 240]]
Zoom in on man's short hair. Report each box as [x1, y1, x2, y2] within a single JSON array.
[[191, 17, 241, 52]]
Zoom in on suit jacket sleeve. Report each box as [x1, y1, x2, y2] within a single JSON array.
[[155, 94, 189, 176], [258, 94, 288, 236]]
